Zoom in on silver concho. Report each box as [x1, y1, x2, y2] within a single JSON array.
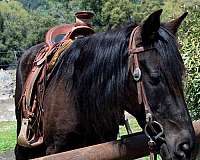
[[133, 67, 141, 81]]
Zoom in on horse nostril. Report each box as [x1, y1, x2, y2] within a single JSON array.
[[181, 143, 190, 153], [175, 150, 186, 159], [175, 142, 190, 158], [178, 151, 186, 158]]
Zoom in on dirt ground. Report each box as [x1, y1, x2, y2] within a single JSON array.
[[0, 150, 15, 160], [0, 69, 16, 159], [0, 98, 15, 121], [0, 69, 15, 121]]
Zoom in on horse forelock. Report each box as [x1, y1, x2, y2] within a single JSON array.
[[155, 26, 185, 93]]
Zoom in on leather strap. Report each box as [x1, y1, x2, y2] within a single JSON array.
[[18, 38, 73, 148], [128, 26, 165, 159], [17, 118, 43, 148], [128, 26, 153, 119]]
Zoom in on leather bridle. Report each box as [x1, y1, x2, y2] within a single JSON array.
[[128, 26, 165, 160]]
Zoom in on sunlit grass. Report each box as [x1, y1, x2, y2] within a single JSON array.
[[0, 119, 142, 154], [0, 118, 145, 157], [0, 121, 16, 153], [118, 117, 151, 160], [119, 117, 142, 136], [1, 119, 199, 160]]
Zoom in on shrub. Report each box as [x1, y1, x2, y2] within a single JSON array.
[[179, 5, 200, 120]]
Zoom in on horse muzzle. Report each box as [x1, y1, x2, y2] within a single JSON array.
[[160, 138, 194, 160]]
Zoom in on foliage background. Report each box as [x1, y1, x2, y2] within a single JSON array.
[[0, 0, 199, 119]]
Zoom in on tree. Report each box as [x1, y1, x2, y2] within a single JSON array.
[[0, 1, 29, 66], [79, 0, 103, 27], [101, 0, 133, 29], [0, 1, 59, 66], [178, 3, 200, 120], [131, 0, 163, 22]]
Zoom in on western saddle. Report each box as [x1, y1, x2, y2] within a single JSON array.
[[17, 11, 95, 148], [45, 11, 95, 47]]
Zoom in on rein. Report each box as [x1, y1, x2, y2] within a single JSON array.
[[128, 26, 164, 160]]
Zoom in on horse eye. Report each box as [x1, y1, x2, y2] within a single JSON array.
[[150, 72, 160, 85]]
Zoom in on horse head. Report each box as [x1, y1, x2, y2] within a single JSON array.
[[126, 10, 195, 159]]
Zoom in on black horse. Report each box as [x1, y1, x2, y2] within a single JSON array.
[[15, 10, 195, 160]]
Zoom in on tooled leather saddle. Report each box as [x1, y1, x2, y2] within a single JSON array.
[[17, 11, 95, 148]]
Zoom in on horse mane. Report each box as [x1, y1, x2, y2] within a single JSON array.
[[51, 23, 136, 136], [52, 23, 185, 136]]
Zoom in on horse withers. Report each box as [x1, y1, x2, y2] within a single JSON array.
[[15, 10, 195, 160]]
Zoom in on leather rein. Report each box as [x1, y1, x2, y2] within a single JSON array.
[[128, 26, 165, 160]]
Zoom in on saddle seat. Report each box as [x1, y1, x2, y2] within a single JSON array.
[[45, 23, 94, 48], [45, 11, 95, 48], [34, 24, 94, 66]]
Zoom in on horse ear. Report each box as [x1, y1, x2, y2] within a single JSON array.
[[141, 9, 162, 43], [163, 12, 188, 35]]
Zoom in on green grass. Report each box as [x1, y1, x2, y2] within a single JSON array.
[[0, 118, 143, 154], [119, 118, 164, 160], [0, 119, 164, 160], [0, 119, 142, 154], [2, 119, 199, 160], [119, 117, 142, 136], [0, 121, 16, 153], [119, 118, 150, 160], [1, 119, 199, 159]]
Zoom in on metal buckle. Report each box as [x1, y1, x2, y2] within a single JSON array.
[[145, 121, 164, 160], [144, 121, 164, 141], [146, 113, 153, 123]]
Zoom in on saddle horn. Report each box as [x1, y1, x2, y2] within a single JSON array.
[[75, 11, 95, 27]]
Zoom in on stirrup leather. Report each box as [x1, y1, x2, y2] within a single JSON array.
[[18, 118, 43, 148]]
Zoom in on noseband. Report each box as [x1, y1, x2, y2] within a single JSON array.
[[128, 26, 164, 159]]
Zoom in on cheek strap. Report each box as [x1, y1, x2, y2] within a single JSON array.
[[128, 26, 165, 159]]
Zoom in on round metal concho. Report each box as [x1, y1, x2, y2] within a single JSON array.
[[133, 67, 141, 81]]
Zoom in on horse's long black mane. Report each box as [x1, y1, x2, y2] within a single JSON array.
[[52, 23, 185, 136]]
